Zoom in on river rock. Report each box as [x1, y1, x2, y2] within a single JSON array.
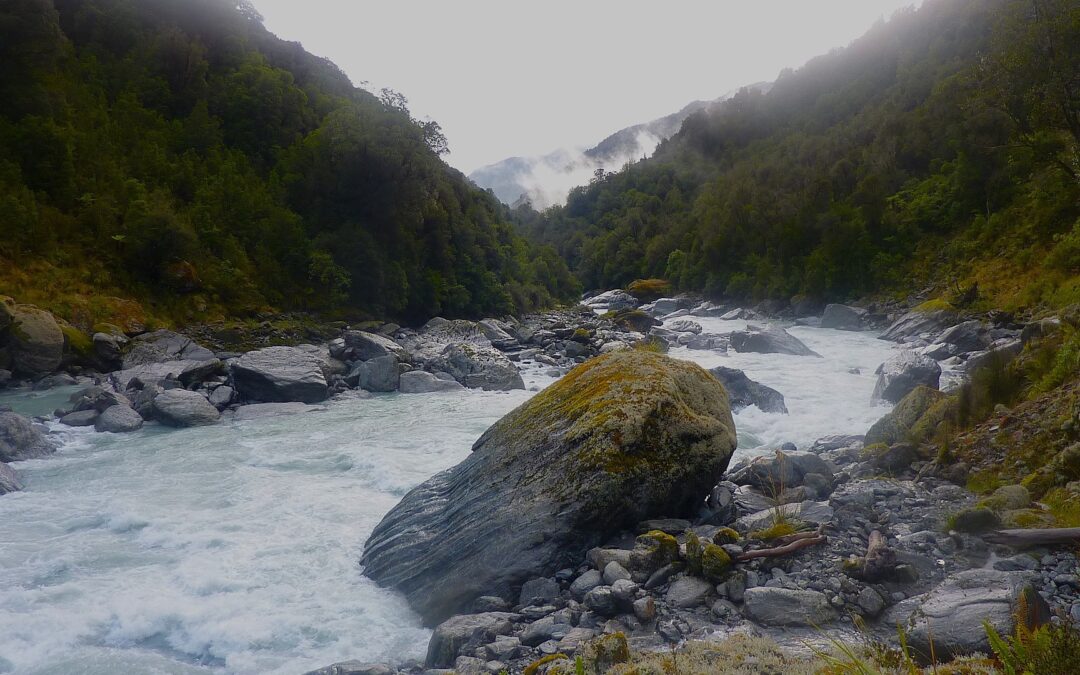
[[342, 331, 406, 361], [937, 320, 988, 353], [60, 409, 99, 427], [429, 343, 524, 391], [348, 355, 399, 392], [872, 351, 941, 404], [7, 305, 64, 376], [231, 346, 329, 403], [820, 303, 868, 331], [865, 385, 945, 445], [152, 389, 220, 427], [570, 570, 603, 600], [399, 370, 464, 393], [744, 587, 838, 626], [302, 662, 393, 675], [708, 366, 787, 414], [425, 612, 517, 668], [122, 330, 214, 368], [94, 404, 144, 433], [729, 325, 821, 357], [584, 289, 638, 311], [0, 411, 55, 462], [879, 309, 957, 343], [902, 569, 1050, 662], [668, 319, 702, 334], [92, 331, 125, 368], [519, 577, 560, 606], [0, 461, 23, 494], [666, 576, 714, 608], [361, 350, 737, 624]]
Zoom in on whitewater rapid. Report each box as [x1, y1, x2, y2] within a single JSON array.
[[0, 319, 899, 674]]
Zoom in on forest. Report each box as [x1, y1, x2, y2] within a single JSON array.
[[0, 0, 578, 327], [518, 0, 1080, 312]]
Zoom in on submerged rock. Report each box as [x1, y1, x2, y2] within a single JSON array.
[[729, 325, 821, 357], [0, 411, 55, 462], [231, 346, 329, 403], [0, 461, 23, 494], [361, 350, 737, 625], [708, 366, 787, 414]]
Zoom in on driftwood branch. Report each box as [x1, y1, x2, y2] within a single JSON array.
[[982, 527, 1080, 548], [845, 529, 897, 581], [736, 534, 827, 561]]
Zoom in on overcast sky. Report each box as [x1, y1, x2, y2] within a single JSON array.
[[251, 1, 920, 174]]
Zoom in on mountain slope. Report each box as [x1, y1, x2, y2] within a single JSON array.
[[469, 86, 768, 209], [521, 0, 1080, 313], [0, 0, 577, 328]]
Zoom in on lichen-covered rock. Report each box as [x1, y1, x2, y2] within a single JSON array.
[[0, 411, 55, 462], [872, 351, 941, 404], [361, 350, 737, 625], [708, 366, 787, 414], [7, 305, 64, 376], [231, 346, 329, 403], [865, 385, 946, 445]]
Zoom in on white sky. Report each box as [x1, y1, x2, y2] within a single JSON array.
[[251, 1, 920, 174]]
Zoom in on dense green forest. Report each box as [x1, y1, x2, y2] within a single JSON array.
[[0, 0, 577, 327], [518, 0, 1080, 312]]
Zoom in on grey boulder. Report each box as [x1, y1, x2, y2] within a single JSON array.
[[709, 366, 787, 414], [743, 587, 838, 626], [152, 389, 220, 427], [729, 325, 821, 357], [1, 461, 23, 494], [430, 343, 524, 391], [872, 351, 941, 404], [342, 331, 406, 361], [399, 370, 464, 393], [7, 305, 64, 376], [59, 409, 99, 427], [879, 309, 957, 343], [820, 304, 868, 331], [231, 346, 329, 403], [0, 411, 55, 462], [347, 355, 399, 392], [94, 405, 144, 433], [122, 330, 214, 368], [425, 612, 517, 668]]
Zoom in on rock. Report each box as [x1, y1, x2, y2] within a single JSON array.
[[429, 343, 524, 391], [0, 411, 54, 462], [983, 485, 1031, 511], [231, 346, 329, 403], [632, 596, 656, 622], [208, 385, 235, 409], [937, 320, 988, 353], [637, 518, 692, 534], [1, 461, 24, 494], [519, 577, 560, 607], [903, 570, 1050, 662], [122, 330, 214, 368], [425, 612, 517, 668], [399, 370, 465, 393], [865, 385, 945, 446], [7, 305, 64, 376], [743, 587, 838, 626], [521, 615, 572, 646], [555, 627, 597, 652], [361, 350, 737, 624], [348, 355, 399, 392], [691, 301, 727, 317], [342, 331, 406, 361], [570, 570, 603, 600], [59, 409, 99, 427], [0, 369, 10, 388], [879, 309, 957, 343], [583, 586, 619, 617], [152, 389, 220, 427], [666, 576, 713, 608], [94, 405, 144, 433], [583, 290, 638, 311], [668, 319, 702, 334], [729, 325, 820, 357], [708, 366, 788, 414], [109, 359, 220, 392], [728, 450, 830, 490], [302, 662, 393, 675], [872, 351, 941, 404], [820, 304, 868, 331], [949, 507, 1001, 533], [610, 578, 638, 604], [603, 561, 631, 585], [857, 587, 885, 617], [864, 442, 917, 474], [720, 308, 761, 321], [177, 358, 223, 387], [91, 332, 125, 367]]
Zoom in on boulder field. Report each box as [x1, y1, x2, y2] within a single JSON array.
[[361, 350, 738, 625]]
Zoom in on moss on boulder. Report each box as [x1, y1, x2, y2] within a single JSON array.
[[361, 350, 737, 625], [865, 385, 946, 446], [8, 304, 63, 376]]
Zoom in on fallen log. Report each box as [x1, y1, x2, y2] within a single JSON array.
[[982, 527, 1080, 548], [844, 529, 897, 581], [736, 534, 826, 561]]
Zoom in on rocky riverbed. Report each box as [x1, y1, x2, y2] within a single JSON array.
[[1, 291, 1076, 674]]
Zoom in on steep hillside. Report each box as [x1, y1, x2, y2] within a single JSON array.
[[522, 0, 1080, 314], [469, 86, 768, 209], [0, 0, 578, 329]]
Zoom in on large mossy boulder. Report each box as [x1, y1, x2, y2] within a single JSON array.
[[361, 350, 737, 625], [865, 385, 946, 446], [7, 305, 64, 376]]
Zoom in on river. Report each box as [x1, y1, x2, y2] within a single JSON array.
[[0, 317, 898, 674]]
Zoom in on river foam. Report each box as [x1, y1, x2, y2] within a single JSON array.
[[0, 322, 899, 673]]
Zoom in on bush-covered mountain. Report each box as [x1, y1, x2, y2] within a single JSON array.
[[520, 0, 1080, 313], [0, 0, 578, 328]]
